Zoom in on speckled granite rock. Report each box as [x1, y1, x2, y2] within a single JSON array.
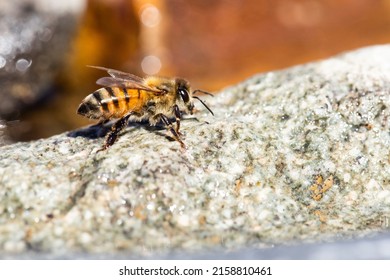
[[0, 45, 389, 258]]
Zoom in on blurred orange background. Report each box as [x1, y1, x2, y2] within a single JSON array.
[[9, 0, 390, 141]]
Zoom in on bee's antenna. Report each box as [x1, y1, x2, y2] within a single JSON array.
[[193, 89, 214, 97], [193, 96, 214, 116]]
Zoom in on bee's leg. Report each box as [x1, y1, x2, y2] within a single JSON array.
[[156, 113, 185, 148], [173, 105, 183, 136], [97, 113, 132, 152]]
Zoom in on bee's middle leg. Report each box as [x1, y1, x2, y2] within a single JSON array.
[[173, 105, 183, 136]]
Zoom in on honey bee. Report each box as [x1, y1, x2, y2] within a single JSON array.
[[77, 66, 214, 151]]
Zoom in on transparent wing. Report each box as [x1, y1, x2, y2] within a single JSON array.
[[87, 65, 144, 82], [96, 77, 161, 93], [88, 65, 162, 94]]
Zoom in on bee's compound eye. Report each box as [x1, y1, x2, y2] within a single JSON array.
[[179, 88, 190, 103]]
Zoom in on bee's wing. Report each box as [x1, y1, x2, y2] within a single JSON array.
[[88, 65, 144, 83], [96, 77, 163, 94], [88, 65, 164, 94]]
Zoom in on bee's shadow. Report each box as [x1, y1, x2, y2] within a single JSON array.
[[67, 117, 202, 145], [67, 120, 169, 140]]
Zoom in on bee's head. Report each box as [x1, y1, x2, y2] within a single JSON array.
[[176, 78, 194, 114], [176, 78, 214, 116]]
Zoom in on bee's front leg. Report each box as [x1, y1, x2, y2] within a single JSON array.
[[173, 105, 183, 136], [156, 113, 185, 149]]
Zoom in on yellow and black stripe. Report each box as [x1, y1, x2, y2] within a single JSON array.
[[77, 87, 147, 119]]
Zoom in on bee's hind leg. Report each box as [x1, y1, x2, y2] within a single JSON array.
[[97, 113, 132, 152]]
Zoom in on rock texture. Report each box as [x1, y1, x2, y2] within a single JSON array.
[[0, 45, 389, 258]]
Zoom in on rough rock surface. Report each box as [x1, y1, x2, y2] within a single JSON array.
[[0, 45, 389, 258]]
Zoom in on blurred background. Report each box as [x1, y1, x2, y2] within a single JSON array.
[[1, 0, 390, 144]]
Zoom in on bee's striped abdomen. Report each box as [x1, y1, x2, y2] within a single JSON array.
[[110, 87, 130, 114], [105, 87, 119, 109], [92, 91, 108, 113], [77, 88, 113, 119], [77, 90, 103, 119], [123, 87, 130, 104], [77, 87, 148, 120]]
